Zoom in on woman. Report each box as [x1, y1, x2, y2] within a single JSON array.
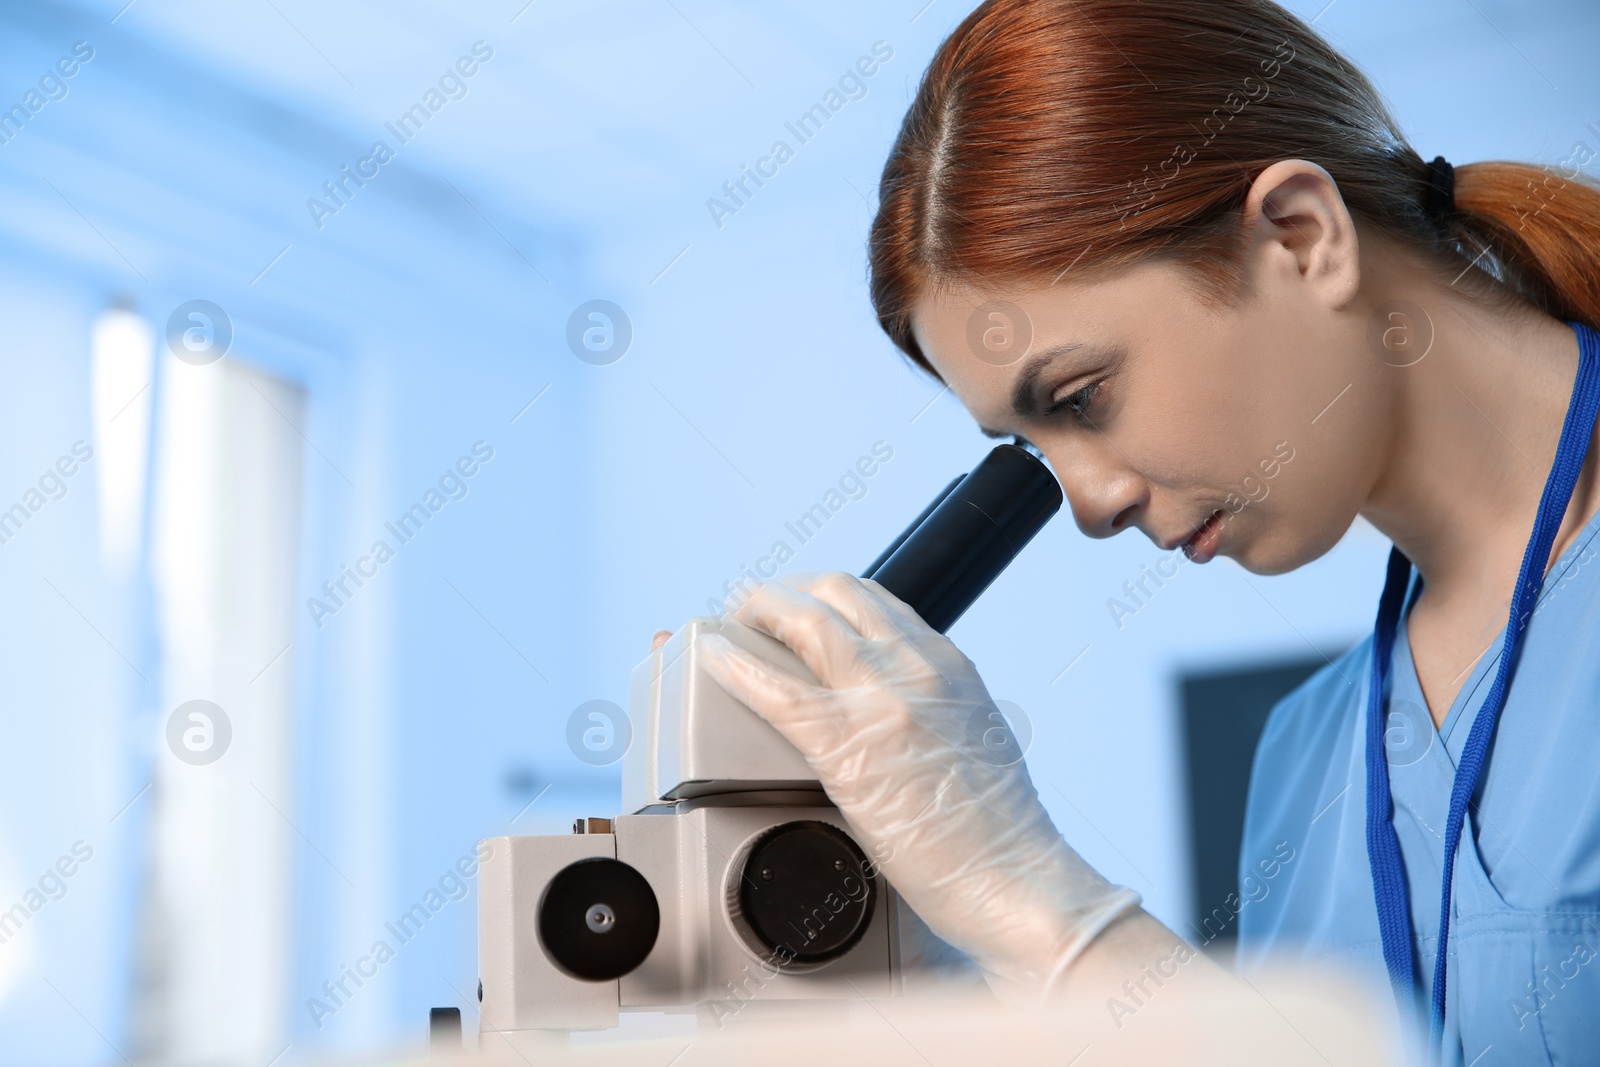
[[656, 1, 1600, 1063]]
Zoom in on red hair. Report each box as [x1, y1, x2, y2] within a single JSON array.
[[870, 0, 1600, 377]]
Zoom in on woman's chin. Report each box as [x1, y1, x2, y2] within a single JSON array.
[[1232, 532, 1333, 577]]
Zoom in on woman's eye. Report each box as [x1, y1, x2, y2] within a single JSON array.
[[1050, 381, 1102, 422]]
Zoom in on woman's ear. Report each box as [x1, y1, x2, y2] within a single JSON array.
[[1242, 159, 1361, 311]]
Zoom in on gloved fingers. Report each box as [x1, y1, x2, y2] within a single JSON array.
[[857, 577, 939, 633], [718, 569, 824, 615], [858, 576, 991, 685], [726, 579, 870, 688], [697, 632, 846, 754], [739, 573, 957, 694], [777, 571, 928, 644]]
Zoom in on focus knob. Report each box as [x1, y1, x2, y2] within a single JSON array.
[[537, 857, 660, 981]]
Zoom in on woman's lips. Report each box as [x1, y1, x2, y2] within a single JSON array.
[[1180, 510, 1225, 563]]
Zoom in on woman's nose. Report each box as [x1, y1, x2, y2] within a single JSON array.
[[1045, 444, 1148, 540]]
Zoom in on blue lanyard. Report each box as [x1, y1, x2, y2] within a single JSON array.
[[1364, 321, 1600, 1060]]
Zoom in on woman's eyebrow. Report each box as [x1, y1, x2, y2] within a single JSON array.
[[977, 342, 1086, 438]]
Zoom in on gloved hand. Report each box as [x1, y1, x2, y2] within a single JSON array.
[[694, 571, 1142, 1005]]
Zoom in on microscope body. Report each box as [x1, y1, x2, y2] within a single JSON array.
[[478, 619, 912, 1034]]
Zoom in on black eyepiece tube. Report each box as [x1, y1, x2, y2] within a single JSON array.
[[861, 444, 1063, 634], [860, 474, 963, 581]]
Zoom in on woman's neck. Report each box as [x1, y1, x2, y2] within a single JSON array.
[[1358, 281, 1588, 604]]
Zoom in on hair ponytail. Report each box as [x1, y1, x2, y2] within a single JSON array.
[[870, 0, 1600, 376], [1451, 160, 1600, 327]]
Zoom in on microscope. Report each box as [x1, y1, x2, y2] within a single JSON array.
[[477, 444, 1062, 1036]]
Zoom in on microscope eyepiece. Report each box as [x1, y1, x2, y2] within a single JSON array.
[[862, 444, 1062, 633]]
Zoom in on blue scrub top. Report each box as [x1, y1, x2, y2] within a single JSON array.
[[1238, 490, 1600, 1066]]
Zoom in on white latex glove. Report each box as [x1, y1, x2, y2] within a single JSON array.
[[695, 571, 1141, 1005]]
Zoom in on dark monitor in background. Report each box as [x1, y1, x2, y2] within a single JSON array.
[[1179, 656, 1331, 952]]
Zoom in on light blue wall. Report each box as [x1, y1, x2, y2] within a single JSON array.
[[0, 3, 601, 1060]]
